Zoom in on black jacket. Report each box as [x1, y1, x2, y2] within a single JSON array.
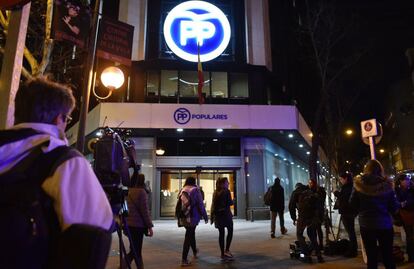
[[288, 184, 309, 222], [334, 182, 355, 216], [270, 184, 285, 212], [395, 187, 414, 210], [349, 174, 399, 229]]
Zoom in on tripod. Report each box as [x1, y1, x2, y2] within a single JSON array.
[[113, 202, 139, 269]]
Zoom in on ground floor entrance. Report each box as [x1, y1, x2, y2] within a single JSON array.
[[159, 169, 237, 217]]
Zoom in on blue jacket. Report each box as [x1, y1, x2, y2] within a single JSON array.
[[349, 174, 399, 230]]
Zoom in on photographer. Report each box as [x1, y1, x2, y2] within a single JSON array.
[[125, 173, 154, 269], [334, 172, 357, 257], [0, 77, 113, 269]]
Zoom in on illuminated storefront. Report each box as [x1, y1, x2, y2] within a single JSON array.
[[68, 0, 314, 219]]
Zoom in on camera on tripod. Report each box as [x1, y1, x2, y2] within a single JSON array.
[[93, 127, 137, 214]]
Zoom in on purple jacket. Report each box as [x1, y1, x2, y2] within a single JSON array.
[[126, 187, 153, 228], [180, 185, 208, 227]]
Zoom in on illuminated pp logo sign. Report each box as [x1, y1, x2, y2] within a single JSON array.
[[163, 1, 231, 62], [174, 108, 191, 125]]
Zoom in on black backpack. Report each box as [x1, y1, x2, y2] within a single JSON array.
[[264, 187, 272, 206], [0, 129, 81, 269], [298, 189, 320, 218]]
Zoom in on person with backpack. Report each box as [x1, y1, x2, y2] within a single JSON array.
[[334, 171, 358, 257], [0, 77, 114, 269], [349, 160, 399, 269], [125, 173, 154, 269], [176, 176, 208, 267], [289, 180, 325, 263], [269, 177, 287, 238], [211, 177, 234, 261]]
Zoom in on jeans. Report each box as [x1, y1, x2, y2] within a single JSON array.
[[342, 215, 358, 253], [182, 226, 197, 261], [218, 225, 233, 255], [360, 228, 395, 269], [271, 210, 285, 233], [127, 227, 145, 269]]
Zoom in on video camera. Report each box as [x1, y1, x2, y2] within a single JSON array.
[[93, 127, 138, 212]]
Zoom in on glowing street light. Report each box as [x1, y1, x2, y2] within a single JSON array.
[[379, 148, 385, 154], [345, 129, 353, 136], [101, 66, 125, 89], [156, 148, 165, 155], [93, 66, 125, 99]]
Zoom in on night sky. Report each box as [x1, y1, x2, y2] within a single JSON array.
[[270, 0, 414, 170]]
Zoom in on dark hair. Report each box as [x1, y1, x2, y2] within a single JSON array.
[[273, 177, 281, 186], [395, 174, 410, 188], [363, 159, 384, 177], [132, 173, 145, 188], [14, 76, 76, 124], [295, 182, 304, 189], [339, 172, 353, 184], [215, 177, 228, 191], [184, 176, 196, 186]]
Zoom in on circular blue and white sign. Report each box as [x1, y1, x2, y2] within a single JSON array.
[[174, 107, 191, 124], [163, 1, 231, 62]]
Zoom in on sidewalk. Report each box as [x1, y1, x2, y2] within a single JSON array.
[[106, 216, 412, 269]]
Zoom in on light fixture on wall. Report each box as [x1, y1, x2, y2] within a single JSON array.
[[155, 148, 165, 155]]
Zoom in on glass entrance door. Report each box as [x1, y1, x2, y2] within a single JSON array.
[[159, 169, 236, 217]]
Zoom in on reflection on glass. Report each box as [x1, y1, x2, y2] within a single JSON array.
[[159, 170, 236, 217], [230, 73, 248, 98], [179, 71, 209, 98], [160, 70, 178, 97], [211, 72, 228, 98], [146, 71, 159, 96], [160, 172, 181, 217], [199, 172, 214, 214]]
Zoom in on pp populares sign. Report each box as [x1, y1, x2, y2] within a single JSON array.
[[163, 1, 231, 62]]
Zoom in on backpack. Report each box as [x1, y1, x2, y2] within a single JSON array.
[[175, 190, 192, 226], [298, 189, 320, 220], [264, 187, 272, 206], [0, 130, 81, 269]]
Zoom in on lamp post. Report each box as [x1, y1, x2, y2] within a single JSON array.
[[76, 0, 102, 152]]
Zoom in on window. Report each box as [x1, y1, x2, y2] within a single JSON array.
[[147, 70, 249, 102], [211, 72, 228, 98], [179, 71, 210, 98], [146, 71, 159, 96], [157, 137, 240, 156], [229, 73, 248, 98], [160, 70, 178, 97]]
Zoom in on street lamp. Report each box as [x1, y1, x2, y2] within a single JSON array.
[[156, 148, 165, 155], [93, 66, 125, 99], [379, 148, 385, 154], [345, 129, 353, 136]]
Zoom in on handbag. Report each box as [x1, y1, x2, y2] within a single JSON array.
[[399, 209, 414, 226]]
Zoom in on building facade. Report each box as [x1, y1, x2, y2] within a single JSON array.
[[67, 0, 315, 219]]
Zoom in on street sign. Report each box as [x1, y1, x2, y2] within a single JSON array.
[[97, 18, 134, 66], [362, 123, 382, 145], [360, 119, 382, 160], [361, 119, 378, 138]]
